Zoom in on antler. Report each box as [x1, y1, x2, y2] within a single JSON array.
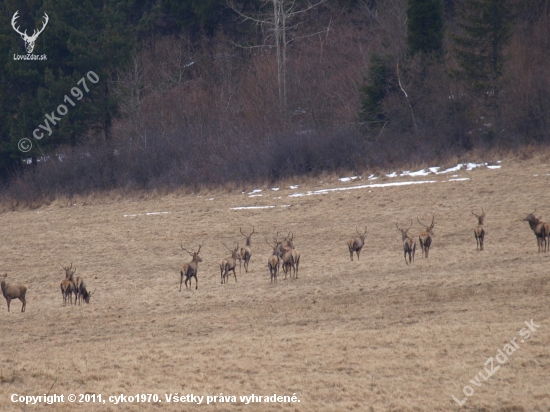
[[11, 11, 26, 37], [240, 226, 255, 237], [222, 242, 232, 252], [396, 222, 402, 231], [356, 226, 367, 236], [196, 245, 202, 254], [265, 237, 275, 248], [28, 13, 49, 41], [181, 244, 193, 255], [417, 217, 426, 227]]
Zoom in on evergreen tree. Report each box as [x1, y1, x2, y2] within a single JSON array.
[[360, 52, 393, 131], [451, 0, 515, 95], [406, 0, 444, 57]]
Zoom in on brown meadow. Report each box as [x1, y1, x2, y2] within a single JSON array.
[[1, 157, 549, 411]]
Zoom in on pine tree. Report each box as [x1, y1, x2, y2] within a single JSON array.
[[360, 52, 393, 130], [406, 0, 444, 57], [451, 0, 515, 95]]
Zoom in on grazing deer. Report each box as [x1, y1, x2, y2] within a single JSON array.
[[417, 216, 435, 258], [220, 243, 241, 284], [285, 232, 301, 279], [266, 238, 281, 284], [180, 245, 202, 290], [239, 226, 255, 273], [74, 276, 94, 304], [1, 274, 27, 312], [347, 226, 367, 261], [396, 221, 416, 265], [523, 210, 547, 252], [472, 208, 485, 251]]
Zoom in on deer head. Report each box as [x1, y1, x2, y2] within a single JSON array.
[[396, 221, 413, 241], [472, 208, 485, 225], [181, 244, 203, 263], [240, 226, 255, 247], [417, 216, 435, 235], [12, 11, 49, 54]]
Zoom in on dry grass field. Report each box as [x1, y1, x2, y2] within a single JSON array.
[[1, 155, 549, 412]]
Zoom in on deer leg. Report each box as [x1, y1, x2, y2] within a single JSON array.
[[194, 275, 198, 290], [21, 297, 25, 312], [6, 297, 10, 312], [180, 272, 183, 292], [356, 249, 361, 260]]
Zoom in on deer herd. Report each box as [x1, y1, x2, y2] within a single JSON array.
[[2, 209, 550, 313]]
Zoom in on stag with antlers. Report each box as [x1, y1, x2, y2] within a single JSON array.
[[59, 263, 76, 306], [396, 221, 416, 265], [265, 238, 281, 284], [239, 226, 255, 273], [347, 226, 367, 261], [417, 216, 435, 258], [11, 11, 49, 54], [274, 233, 295, 280], [282, 232, 300, 279], [523, 210, 547, 253], [180, 245, 202, 290], [472, 208, 486, 251], [220, 243, 241, 284]]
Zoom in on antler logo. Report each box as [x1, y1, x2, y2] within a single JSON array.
[[11, 11, 49, 54]]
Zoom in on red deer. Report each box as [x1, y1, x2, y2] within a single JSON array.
[[239, 226, 255, 273], [347, 226, 367, 261], [284, 232, 301, 279], [417, 216, 435, 258], [472, 208, 485, 251], [1, 274, 27, 312], [59, 263, 76, 306], [74, 276, 94, 304], [180, 245, 202, 290], [523, 210, 547, 252], [220, 243, 241, 284], [396, 221, 416, 265], [275, 233, 295, 280], [265, 238, 281, 284]]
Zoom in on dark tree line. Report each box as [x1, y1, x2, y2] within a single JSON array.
[[0, 0, 549, 202]]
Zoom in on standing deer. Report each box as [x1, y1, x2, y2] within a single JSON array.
[[396, 221, 416, 265], [220, 243, 241, 284], [266, 238, 281, 284], [285, 232, 301, 279], [523, 210, 547, 252], [180, 245, 202, 291], [59, 263, 76, 306], [275, 233, 295, 280], [347, 226, 367, 261], [239, 226, 255, 273], [60, 279, 74, 306], [1, 274, 27, 312], [417, 216, 435, 258], [472, 208, 485, 251]]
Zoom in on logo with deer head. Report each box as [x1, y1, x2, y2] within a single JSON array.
[[11, 11, 49, 54]]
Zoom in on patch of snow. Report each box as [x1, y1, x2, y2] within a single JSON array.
[[386, 172, 398, 178], [249, 194, 262, 198], [289, 185, 299, 189], [466, 162, 487, 170], [146, 212, 170, 216], [533, 174, 539, 177], [428, 167, 440, 173], [448, 178, 470, 182], [452, 174, 459, 177], [401, 169, 431, 177], [271, 188, 279, 191], [290, 180, 437, 197], [368, 174, 378, 180], [339, 176, 359, 182], [487, 165, 501, 169], [231, 206, 276, 210], [208, 198, 214, 200], [248, 189, 262, 194]]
